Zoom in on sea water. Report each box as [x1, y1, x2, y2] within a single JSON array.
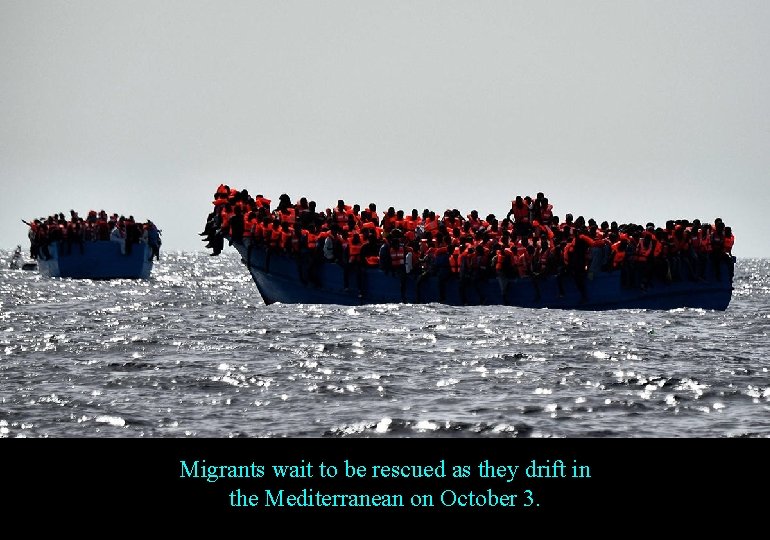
[[1, 251, 768, 438]]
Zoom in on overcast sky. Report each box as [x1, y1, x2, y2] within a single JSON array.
[[2, 1, 768, 257]]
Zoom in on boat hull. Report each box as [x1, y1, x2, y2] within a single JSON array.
[[233, 242, 733, 310], [37, 241, 153, 279]]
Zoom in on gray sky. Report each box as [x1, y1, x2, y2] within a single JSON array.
[[2, 0, 769, 256]]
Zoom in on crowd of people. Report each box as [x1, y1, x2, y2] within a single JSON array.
[[201, 184, 735, 303], [23, 210, 161, 262]]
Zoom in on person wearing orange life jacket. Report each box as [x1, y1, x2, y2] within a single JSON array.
[[244, 212, 257, 240], [530, 238, 553, 302], [342, 232, 365, 295], [723, 226, 734, 255], [634, 226, 657, 289], [454, 246, 475, 304], [367, 203, 380, 227], [266, 221, 281, 249], [288, 223, 305, 254], [611, 236, 628, 270], [691, 223, 711, 279], [278, 206, 296, 226], [467, 210, 482, 231], [119, 216, 140, 256], [219, 204, 232, 235], [565, 227, 592, 302], [532, 236, 552, 275], [285, 223, 310, 284], [65, 218, 85, 256], [584, 227, 608, 279], [708, 221, 729, 281], [333, 200, 350, 228], [254, 194, 271, 211], [382, 207, 398, 233], [649, 227, 673, 283], [494, 246, 516, 305], [508, 196, 531, 238], [403, 209, 421, 232], [424, 212, 439, 237], [514, 245, 531, 279], [241, 212, 257, 268], [385, 236, 408, 302], [448, 245, 462, 276], [295, 197, 309, 217], [279, 223, 293, 254]]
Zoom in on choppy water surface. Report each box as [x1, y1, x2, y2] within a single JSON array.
[[1, 251, 768, 438]]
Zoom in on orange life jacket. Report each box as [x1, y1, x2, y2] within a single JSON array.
[[349, 242, 362, 263], [390, 246, 405, 267], [270, 226, 282, 248], [449, 252, 461, 273], [612, 242, 626, 267], [306, 231, 317, 250], [636, 239, 655, 262]]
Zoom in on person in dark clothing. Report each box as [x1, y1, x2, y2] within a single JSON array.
[[229, 206, 244, 245], [568, 228, 591, 302]]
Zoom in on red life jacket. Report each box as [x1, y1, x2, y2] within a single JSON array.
[[348, 242, 362, 263], [390, 246, 405, 267]]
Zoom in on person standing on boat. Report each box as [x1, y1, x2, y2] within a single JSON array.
[[144, 220, 161, 261], [65, 214, 85, 255], [37, 223, 52, 260], [110, 220, 126, 255], [566, 226, 591, 302], [124, 215, 138, 256], [709, 220, 727, 281]]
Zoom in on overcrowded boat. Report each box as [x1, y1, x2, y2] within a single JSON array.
[[201, 185, 735, 310], [22, 211, 161, 279]]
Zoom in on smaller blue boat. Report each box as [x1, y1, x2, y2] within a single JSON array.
[[37, 241, 153, 279]]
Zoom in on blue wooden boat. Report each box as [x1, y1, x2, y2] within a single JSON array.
[[232, 242, 733, 310], [37, 241, 153, 279]]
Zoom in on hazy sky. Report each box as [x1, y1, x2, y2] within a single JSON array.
[[2, 1, 769, 256]]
